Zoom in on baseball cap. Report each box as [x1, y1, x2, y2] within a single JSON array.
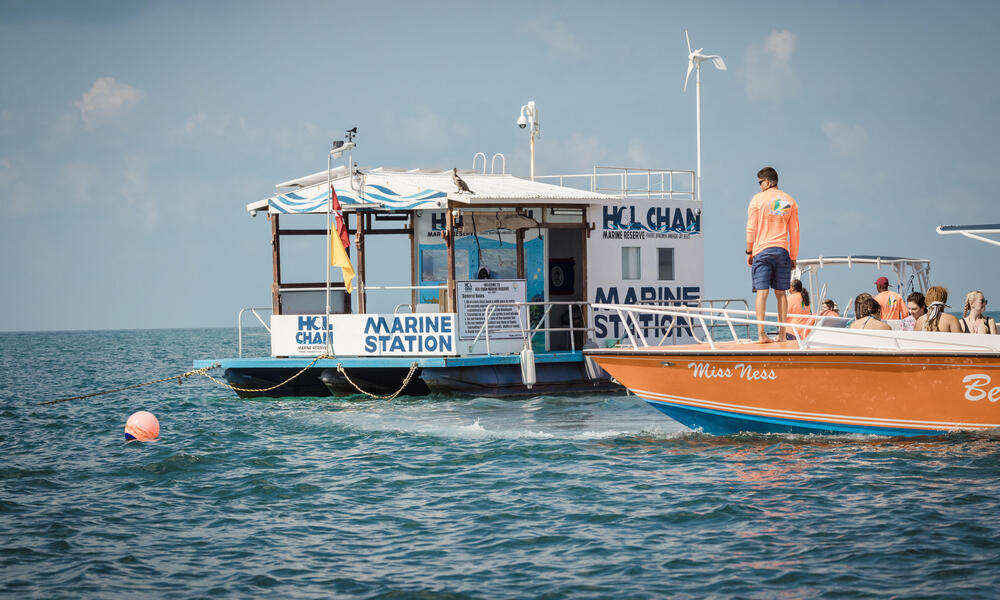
[[874, 276, 889, 287]]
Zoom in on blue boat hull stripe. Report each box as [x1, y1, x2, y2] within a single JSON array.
[[633, 389, 998, 431]]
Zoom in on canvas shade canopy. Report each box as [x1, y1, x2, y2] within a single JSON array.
[[246, 167, 620, 215]]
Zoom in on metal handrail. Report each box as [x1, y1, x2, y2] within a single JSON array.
[[635, 298, 751, 344], [363, 284, 447, 291], [470, 300, 592, 356], [238, 307, 273, 357], [533, 168, 695, 199], [593, 303, 1000, 353]]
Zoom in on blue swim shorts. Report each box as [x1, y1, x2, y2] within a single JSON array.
[[751, 247, 791, 291]]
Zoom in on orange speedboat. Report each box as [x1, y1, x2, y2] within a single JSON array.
[[585, 305, 1000, 436]]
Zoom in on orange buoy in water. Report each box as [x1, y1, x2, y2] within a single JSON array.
[[125, 411, 160, 441]]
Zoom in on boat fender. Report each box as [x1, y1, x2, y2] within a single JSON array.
[[519, 345, 536, 389], [582, 339, 607, 381]]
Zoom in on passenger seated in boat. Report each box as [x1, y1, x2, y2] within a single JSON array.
[[785, 279, 815, 339], [959, 290, 997, 334], [850, 296, 891, 331], [900, 292, 926, 331], [819, 299, 839, 317], [852, 292, 874, 319], [915, 286, 962, 332]]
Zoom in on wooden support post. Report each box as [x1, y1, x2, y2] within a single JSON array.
[[270, 213, 281, 315], [409, 212, 418, 313], [445, 206, 456, 313], [357, 212, 367, 314], [516, 228, 525, 280]]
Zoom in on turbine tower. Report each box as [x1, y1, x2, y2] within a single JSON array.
[[684, 30, 726, 204]]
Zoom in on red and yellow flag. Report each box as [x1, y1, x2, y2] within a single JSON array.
[[330, 186, 355, 294]]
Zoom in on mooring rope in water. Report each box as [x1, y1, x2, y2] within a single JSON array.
[[198, 354, 333, 393], [41, 354, 335, 405], [336, 362, 418, 400], [40, 363, 222, 405]]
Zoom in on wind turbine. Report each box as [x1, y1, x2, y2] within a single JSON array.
[[684, 30, 727, 204]]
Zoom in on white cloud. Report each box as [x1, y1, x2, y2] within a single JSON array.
[[182, 111, 208, 135], [384, 109, 471, 151], [75, 77, 144, 129], [541, 132, 606, 174], [120, 156, 158, 226], [821, 120, 868, 154], [0, 158, 12, 186], [743, 30, 797, 101], [62, 162, 99, 203], [0, 158, 32, 217], [625, 140, 652, 166], [523, 20, 585, 60]]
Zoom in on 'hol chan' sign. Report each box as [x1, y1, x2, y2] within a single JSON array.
[[271, 314, 457, 357]]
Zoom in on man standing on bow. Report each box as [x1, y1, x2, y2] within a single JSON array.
[[746, 167, 800, 343]]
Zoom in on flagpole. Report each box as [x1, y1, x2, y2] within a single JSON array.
[[326, 149, 333, 356]]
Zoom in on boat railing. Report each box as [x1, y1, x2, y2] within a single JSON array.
[[471, 300, 594, 355], [533, 167, 695, 199], [592, 303, 1000, 353], [237, 307, 273, 357], [468, 298, 754, 356], [634, 298, 752, 344]]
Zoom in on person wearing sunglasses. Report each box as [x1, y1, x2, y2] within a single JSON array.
[[960, 290, 997, 334], [746, 167, 800, 342]]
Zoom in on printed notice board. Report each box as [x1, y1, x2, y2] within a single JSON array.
[[457, 279, 527, 340]]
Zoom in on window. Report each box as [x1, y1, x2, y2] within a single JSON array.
[[622, 247, 641, 280], [658, 248, 675, 280], [421, 248, 469, 281]]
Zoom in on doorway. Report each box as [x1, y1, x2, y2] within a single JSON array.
[[547, 228, 585, 350]]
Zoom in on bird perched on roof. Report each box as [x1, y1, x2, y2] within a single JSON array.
[[452, 168, 475, 194]]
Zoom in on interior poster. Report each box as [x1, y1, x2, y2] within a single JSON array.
[[414, 210, 543, 308]]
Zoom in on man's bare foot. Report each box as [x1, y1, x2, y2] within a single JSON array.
[[757, 335, 774, 343]]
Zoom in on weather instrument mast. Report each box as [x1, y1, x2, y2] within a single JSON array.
[[684, 30, 726, 204]]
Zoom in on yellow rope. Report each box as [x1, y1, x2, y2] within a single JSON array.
[[41, 363, 221, 405], [336, 362, 419, 400], [199, 354, 332, 393], [41, 354, 334, 405]]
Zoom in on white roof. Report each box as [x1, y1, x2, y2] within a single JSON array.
[[796, 256, 931, 267], [247, 167, 619, 214], [936, 223, 1000, 248]]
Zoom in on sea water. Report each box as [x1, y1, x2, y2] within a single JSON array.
[[2, 327, 1000, 598]]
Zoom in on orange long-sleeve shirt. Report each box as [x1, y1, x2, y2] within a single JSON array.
[[746, 187, 800, 260]]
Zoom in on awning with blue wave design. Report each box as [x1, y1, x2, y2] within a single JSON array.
[[247, 167, 618, 215]]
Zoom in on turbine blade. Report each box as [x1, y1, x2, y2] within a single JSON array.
[[684, 60, 693, 91], [685, 30, 691, 54]]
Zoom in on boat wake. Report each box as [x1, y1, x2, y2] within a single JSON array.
[[287, 394, 689, 441]]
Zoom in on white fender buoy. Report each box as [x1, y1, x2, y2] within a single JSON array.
[[582, 339, 607, 380], [520, 345, 536, 389]]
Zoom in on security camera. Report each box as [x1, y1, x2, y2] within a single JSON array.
[[517, 115, 528, 129], [250, 210, 258, 217]]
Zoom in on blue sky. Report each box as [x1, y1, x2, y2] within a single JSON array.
[[1, 0, 997, 331]]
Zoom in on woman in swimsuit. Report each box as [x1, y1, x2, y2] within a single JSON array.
[[960, 290, 997, 334], [915, 286, 962, 332], [849, 296, 891, 331]]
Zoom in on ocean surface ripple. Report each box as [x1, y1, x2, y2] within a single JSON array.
[[2, 328, 1000, 598]]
